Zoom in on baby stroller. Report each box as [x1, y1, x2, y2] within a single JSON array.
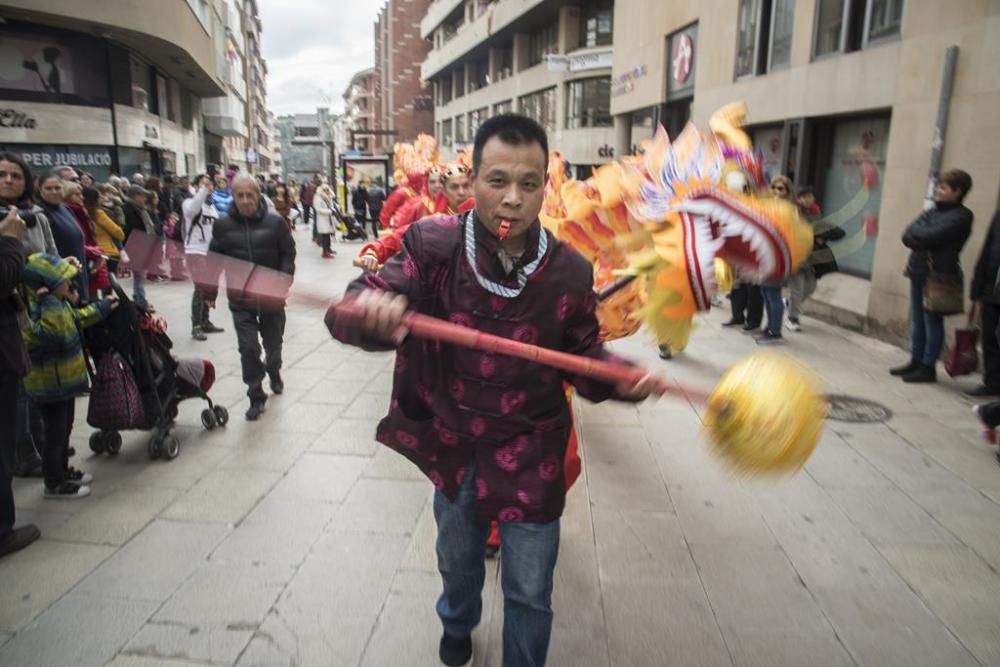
[[332, 199, 368, 241], [84, 276, 229, 460]]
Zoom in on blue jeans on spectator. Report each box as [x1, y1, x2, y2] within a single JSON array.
[[132, 270, 147, 307], [434, 461, 560, 667], [761, 285, 784, 335], [909, 276, 944, 366]]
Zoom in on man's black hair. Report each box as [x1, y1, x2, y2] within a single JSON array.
[[796, 185, 816, 198], [472, 113, 548, 172]]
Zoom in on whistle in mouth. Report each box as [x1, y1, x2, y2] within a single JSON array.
[[498, 219, 511, 240]]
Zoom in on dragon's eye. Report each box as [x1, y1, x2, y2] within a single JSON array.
[[725, 171, 749, 195]]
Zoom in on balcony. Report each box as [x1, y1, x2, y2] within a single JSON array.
[[422, 0, 547, 79], [420, 0, 466, 39], [203, 94, 248, 137]]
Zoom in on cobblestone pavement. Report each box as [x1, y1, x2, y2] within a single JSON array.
[[1, 226, 998, 666]]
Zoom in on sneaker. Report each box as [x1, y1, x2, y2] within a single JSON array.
[[439, 633, 473, 667], [785, 317, 801, 332], [721, 319, 745, 328], [202, 321, 225, 334], [972, 405, 997, 444], [755, 331, 783, 345], [245, 400, 266, 421], [65, 467, 94, 486], [269, 372, 284, 395], [741, 323, 761, 334], [889, 360, 919, 376], [0, 525, 40, 559], [321, 251, 336, 259], [191, 326, 208, 341], [902, 365, 936, 384], [658, 345, 673, 360], [45, 482, 91, 499]]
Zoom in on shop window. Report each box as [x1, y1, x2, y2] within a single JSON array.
[[494, 99, 513, 115], [566, 77, 612, 129], [735, 0, 795, 78], [813, 0, 902, 58], [579, 0, 614, 49], [528, 23, 559, 68], [629, 107, 656, 153], [518, 88, 556, 133]]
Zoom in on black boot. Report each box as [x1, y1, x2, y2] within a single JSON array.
[[902, 364, 937, 383], [890, 360, 920, 376], [268, 371, 284, 395]]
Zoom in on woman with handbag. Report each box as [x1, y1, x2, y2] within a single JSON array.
[[891, 169, 974, 383]]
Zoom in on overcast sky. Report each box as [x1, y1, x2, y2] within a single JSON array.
[[258, 0, 384, 116]]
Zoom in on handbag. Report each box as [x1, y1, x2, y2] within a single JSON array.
[[945, 326, 979, 377], [923, 258, 964, 316], [87, 352, 145, 430]]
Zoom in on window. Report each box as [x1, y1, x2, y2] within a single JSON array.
[[130, 56, 154, 111], [440, 75, 453, 104], [494, 99, 512, 115], [496, 43, 514, 80], [528, 23, 559, 68], [814, 0, 902, 57], [469, 57, 489, 91], [441, 118, 453, 147], [168, 80, 182, 124], [580, 0, 613, 49], [735, 0, 795, 77], [519, 88, 556, 133], [295, 126, 319, 137], [181, 91, 194, 130], [455, 115, 466, 144], [454, 68, 465, 98], [566, 77, 611, 129], [469, 107, 489, 139]]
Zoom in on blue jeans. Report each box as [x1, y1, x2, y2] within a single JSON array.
[[434, 462, 560, 667], [761, 285, 784, 335], [909, 276, 944, 366], [132, 270, 147, 307]]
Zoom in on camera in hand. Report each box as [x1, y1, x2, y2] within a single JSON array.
[[18, 209, 38, 228]]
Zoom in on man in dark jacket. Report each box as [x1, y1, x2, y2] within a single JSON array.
[[365, 181, 386, 239], [891, 169, 974, 383], [205, 176, 296, 420], [968, 209, 1000, 396], [122, 185, 156, 311], [352, 183, 369, 233], [0, 207, 40, 558]]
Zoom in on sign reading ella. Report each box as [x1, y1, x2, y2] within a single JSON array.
[[0, 109, 37, 129]]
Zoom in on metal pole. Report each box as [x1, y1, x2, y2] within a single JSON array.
[[924, 45, 959, 210]]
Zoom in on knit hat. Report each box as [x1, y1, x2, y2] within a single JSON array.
[[23, 253, 78, 290]]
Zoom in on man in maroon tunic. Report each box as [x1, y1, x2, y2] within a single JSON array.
[[327, 114, 658, 666]]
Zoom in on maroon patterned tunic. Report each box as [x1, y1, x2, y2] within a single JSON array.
[[327, 213, 630, 523]]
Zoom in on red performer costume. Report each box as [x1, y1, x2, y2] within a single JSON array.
[[379, 174, 421, 229]]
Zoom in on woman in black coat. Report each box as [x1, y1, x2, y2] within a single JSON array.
[[891, 170, 974, 383]]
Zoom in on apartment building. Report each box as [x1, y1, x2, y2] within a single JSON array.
[[342, 67, 378, 155], [610, 0, 999, 341], [0, 0, 224, 178], [374, 0, 434, 153], [422, 0, 616, 176], [276, 109, 334, 183]]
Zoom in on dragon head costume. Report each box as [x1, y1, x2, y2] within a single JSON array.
[[541, 102, 813, 349]]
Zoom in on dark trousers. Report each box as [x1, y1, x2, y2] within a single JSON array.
[[908, 277, 944, 367], [730, 282, 763, 327], [232, 308, 286, 400], [188, 255, 210, 327], [982, 301, 1000, 390], [761, 285, 785, 335], [368, 209, 381, 238], [301, 203, 313, 226], [319, 234, 332, 253], [39, 398, 74, 489], [1, 374, 18, 540]]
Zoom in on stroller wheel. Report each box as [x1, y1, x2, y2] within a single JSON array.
[[213, 406, 230, 427], [147, 436, 161, 460], [89, 431, 106, 454], [162, 435, 180, 460], [105, 432, 123, 456], [201, 408, 218, 431]]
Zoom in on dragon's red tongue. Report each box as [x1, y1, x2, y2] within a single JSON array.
[[498, 219, 511, 240]]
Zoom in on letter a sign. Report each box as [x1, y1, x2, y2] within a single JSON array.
[[672, 33, 693, 84]]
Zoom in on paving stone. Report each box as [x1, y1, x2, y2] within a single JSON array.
[[215, 430, 313, 472], [933, 511, 1000, 570], [0, 594, 157, 667], [576, 399, 642, 425], [804, 435, 893, 488], [298, 377, 368, 405], [12, 507, 74, 535], [669, 481, 773, 545], [844, 425, 966, 492], [342, 392, 392, 420], [264, 401, 343, 434], [268, 452, 368, 503], [74, 520, 229, 602], [123, 620, 253, 665], [363, 444, 425, 480], [210, 495, 337, 566], [161, 468, 281, 524], [583, 432, 672, 513], [311, 418, 381, 456], [814, 585, 980, 667], [592, 509, 699, 584], [46, 486, 177, 546], [828, 486, 960, 547], [725, 628, 852, 667], [399, 503, 437, 572], [238, 610, 373, 667], [122, 444, 232, 492], [0, 540, 114, 633], [154, 561, 293, 627], [107, 654, 212, 666], [602, 580, 731, 667], [360, 570, 443, 666], [329, 478, 430, 535]]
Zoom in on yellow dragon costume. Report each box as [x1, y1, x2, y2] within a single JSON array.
[[540, 102, 814, 351]]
